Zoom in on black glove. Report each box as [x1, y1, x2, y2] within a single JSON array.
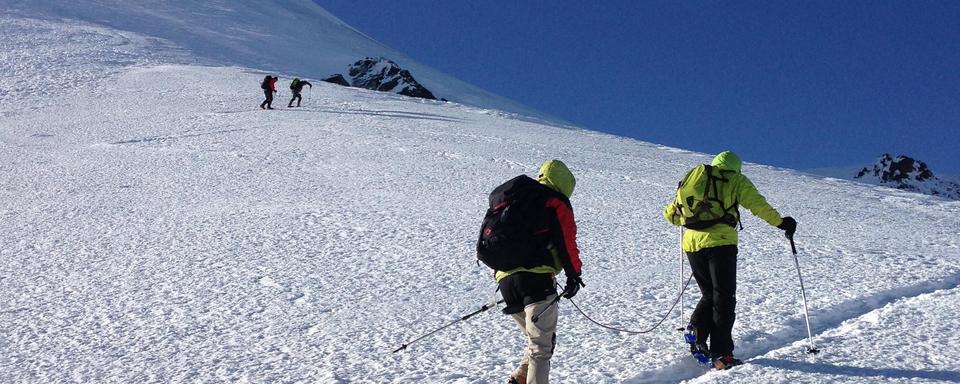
[[777, 216, 797, 238], [563, 276, 583, 299]]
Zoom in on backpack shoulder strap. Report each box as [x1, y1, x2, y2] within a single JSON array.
[[534, 182, 569, 209], [702, 164, 715, 203], [716, 169, 744, 230]]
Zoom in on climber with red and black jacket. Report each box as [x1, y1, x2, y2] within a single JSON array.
[[479, 159, 583, 384], [259, 75, 278, 109]]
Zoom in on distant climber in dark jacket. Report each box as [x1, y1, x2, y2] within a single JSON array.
[[259, 75, 278, 110], [287, 78, 312, 107]]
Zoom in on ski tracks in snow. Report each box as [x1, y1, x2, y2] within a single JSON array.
[[686, 285, 960, 383], [626, 272, 960, 383], [628, 223, 960, 383]]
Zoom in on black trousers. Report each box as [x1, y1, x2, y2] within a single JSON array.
[[687, 245, 738, 357], [498, 272, 556, 315], [288, 91, 302, 106], [260, 90, 273, 108]]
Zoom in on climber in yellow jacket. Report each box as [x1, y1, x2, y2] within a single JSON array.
[[663, 150, 797, 370]]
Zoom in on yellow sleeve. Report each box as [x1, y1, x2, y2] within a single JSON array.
[[663, 199, 681, 226], [736, 175, 783, 227]]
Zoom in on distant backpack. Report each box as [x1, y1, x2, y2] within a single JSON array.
[[290, 78, 300, 90], [673, 164, 741, 230], [261, 76, 270, 90], [477, 175, 553, 271]]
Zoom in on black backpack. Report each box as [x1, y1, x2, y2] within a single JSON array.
[[260, 76, 270, 90], [476, 175, 553, 271]]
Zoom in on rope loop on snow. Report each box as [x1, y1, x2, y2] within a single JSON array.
[[569, 273, 694, 334]]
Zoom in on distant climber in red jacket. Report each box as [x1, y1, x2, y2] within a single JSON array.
[[259, 75, 278, 110]]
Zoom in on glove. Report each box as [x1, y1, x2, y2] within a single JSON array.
[[777, 216, 797, 238], [563, 276, 583, 299]]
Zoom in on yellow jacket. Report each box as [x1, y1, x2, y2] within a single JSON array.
[[663, 152, 783, 252]]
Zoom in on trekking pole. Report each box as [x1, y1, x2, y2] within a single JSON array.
[[393, 299, 505, 353], [678, 226, 685, 331], [532, 291, 566, 323], [789, 235, 820, 354]]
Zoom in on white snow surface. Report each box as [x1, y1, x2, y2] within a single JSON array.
[[0, 0, 550, 122], [3, 3, 960, 383]]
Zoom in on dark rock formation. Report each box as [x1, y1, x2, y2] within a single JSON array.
[[322, 74, 350, 87], [854, 154, 959, 199], [347, 57, 436, 99], [855, 153, 934, 182], [322, 57, 436, 100]]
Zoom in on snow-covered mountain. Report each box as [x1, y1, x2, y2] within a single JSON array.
[[853, 154, 960, 200], [2, 2, 960, 383], [0, 0, 549, 121]]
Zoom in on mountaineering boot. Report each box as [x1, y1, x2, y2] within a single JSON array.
[[684, 325, 711, 365], [507, 375, 525, 384], [712, 355, 743, 370]]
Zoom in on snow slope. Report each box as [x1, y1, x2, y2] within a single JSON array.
[[0, 0, 549, 121], [3, 3, 960, 383]]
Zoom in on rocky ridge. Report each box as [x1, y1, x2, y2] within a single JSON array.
[[323, 57, 436, 100], [854, 154, 959, 199]]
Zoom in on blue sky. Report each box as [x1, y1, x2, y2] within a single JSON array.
[[315, 1, 959, 175]]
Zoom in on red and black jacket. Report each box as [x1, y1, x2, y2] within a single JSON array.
[[498, 183, 582, 314], [543, 191, 581, 277]]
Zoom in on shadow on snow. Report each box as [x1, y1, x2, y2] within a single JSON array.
[[751, 358, 960, 382], [624, 272, 960, 383]]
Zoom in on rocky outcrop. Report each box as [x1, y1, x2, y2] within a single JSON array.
[[323, 57, 436, 100], [854, 154, 959, 199], [321, 74, 350, 87]]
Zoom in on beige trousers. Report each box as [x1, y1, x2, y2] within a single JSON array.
[[511, 294, 558, 384]]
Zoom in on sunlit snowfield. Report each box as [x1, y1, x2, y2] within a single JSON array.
[[2, 4, 959, 383]]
